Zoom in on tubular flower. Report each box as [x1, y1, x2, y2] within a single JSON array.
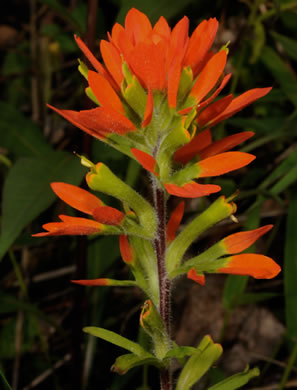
[[33, 182, 125, 237], [49, 8, 271, 199], [186, 225, 281, 284]]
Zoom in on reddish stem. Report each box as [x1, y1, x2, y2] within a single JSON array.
[[153, 184, 172, 390]]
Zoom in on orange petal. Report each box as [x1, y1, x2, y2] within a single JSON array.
[[198, 152, 255, 177], [100, 40, 124, 87], [93, 206, 124, 226], [168, 54, 183, 108], [197, 95, 233, 128], [110, 23, 133, 55], [209, 87, 272, 127], [119, 235, 136, 264], [166, 202, 185, 244], [125, 8, 152, 45], [223, 225, 273, 254], [50, 105, 136, 137], [190, 50, 227, 104], [142, 88, 154, 127], [198, 73, 231, 110], [167, 16, 189, 70], [187, 268, 206, 286], [33, 217, 102, 236], [184, 18, 218, 76], [51, 182, 103, 214], [198, 131, 255, 160], [71, 278, 110, 286], [218, 254, 281, 279], [165, 181, 221, 198], [153, 16, 171, 41], [48, 104, 107, 140], [127, 42, 166, 90], [88, 70, 125, 114], [74, 35, 107, 77], [131, 148, 158, 176], [174, 129, 212, 164]]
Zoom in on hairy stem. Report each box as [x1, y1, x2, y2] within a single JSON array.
[[153, 182, 171, 390]]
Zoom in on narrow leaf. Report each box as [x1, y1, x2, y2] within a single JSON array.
[[176, 336, 222, 390], [112, 353, 161, 375], [83, 327, 152, 357], [261, 46, 297, 107], [208, 366, 260, 390], [0, 102, 52, 158]]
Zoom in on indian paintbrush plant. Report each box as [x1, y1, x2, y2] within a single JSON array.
[[33, 8, 281, 390]]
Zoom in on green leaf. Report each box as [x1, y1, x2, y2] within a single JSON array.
[[270, 163, 297, 195], [83, 327, 153, 357], [260, 147, 297, 190], [223, 275, 248, 310], [271, 31, 297, 61], [208, 366, 260, 390], [284, 187, 297, 338], [228, 117, 284, 134], [250, 22, 265, 64], [0, 369, 12, 390], [0, 102, 52, 158], [0, 152, 86, 260], [112, 353, 160, 375], [233, 292, 279, 306], [260, 46, 297, 107], [167, 196, 235, 274], [165, 346, 197, 360], [176, 336, 222, 390]]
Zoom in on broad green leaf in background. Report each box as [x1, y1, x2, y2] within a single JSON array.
[[271, 31, 297, 62], [0, 151, 86, 261], [260, 46, 297, 108], [116, 0, 196, 24], [0, 102, 52, 158], [208, 366, 260, 390], [284, 186, 297, 339], [250, 22, 265, 64]]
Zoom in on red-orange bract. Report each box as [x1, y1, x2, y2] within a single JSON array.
[[49, 8, 271, 199]]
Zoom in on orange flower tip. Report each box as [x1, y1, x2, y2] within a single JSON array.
[[218, 254, 281, 279], [50, 182, 103, 214], [187, 269, 205, 286], [198, 152, 256, 178], [165, 182, 221, 198], [93, 206, 125, 226], [223, 225, 273, 254], [119, 235, 135, 264], [71, 278, 110, 286], [131, 148, 158, 176]]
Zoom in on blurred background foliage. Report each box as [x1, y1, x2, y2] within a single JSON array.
[[1, 0, 297, 389]]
